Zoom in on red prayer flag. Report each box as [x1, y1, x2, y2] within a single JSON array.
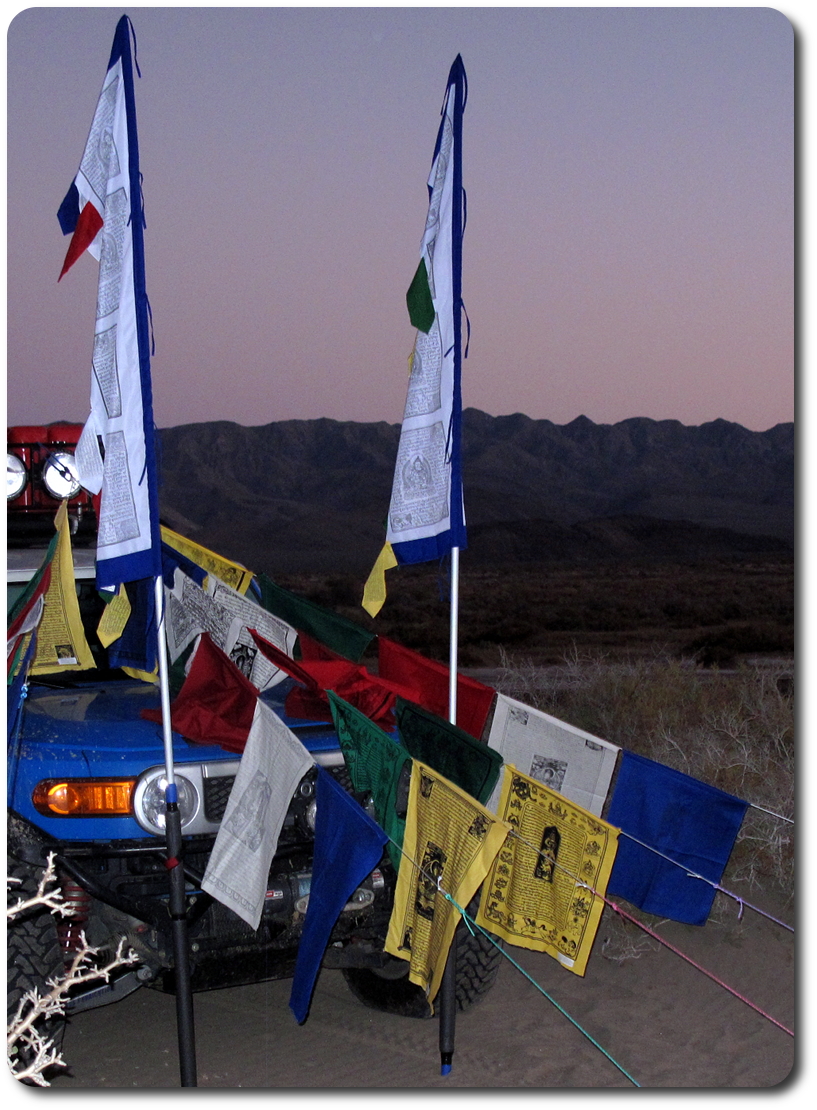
[[250, 630, 414, 726], [297, 632, 348, 663], [142, 633, 257, 752], [377, 637, 496, 739]]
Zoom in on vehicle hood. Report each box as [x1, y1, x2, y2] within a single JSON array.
[[17, 679, 231, 765]]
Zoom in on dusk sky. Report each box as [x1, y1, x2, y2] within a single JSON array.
[[6, 5, 794, 434]]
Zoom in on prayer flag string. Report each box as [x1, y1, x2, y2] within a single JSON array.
[[391, 836, 641, 1087], [377, 797, 793, 1084], [748, 801, 793, 824], [508, 828, 794, 1038], [604, 898, 794, 1038], [614, 828, 794, 932]]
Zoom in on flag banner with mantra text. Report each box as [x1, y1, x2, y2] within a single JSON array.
[[385, 56, 467, 566], [250, 630, 416, 727], [7, 533, 56, 679], [606, 750, 748, 926], [395, 697, 502, 806], [289, 768, 388, 1025], [485, 693, 620, 816], [161, 527, 254, 595], [202, 699, 314, 930], [142, 633, 258, 753], [476, 766, 619, 977], [362, 56, 468, 616], [258, 574, 375, 663], [385, 760, 510, 1010], [378, 636, 495, 739], [58, 16, 162, 592], [30, 501, 95, 675]]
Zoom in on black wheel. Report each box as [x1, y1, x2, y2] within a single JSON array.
[[7, 858, 67, 1081], [343, 900, 502, 1018]]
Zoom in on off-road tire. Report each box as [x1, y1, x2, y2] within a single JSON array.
[[7, 857, 67, 1080], [342, 901, 502, 1018]]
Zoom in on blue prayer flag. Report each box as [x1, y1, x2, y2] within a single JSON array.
[[289, 767, 387, 1024], [606, 751, 749, 925]]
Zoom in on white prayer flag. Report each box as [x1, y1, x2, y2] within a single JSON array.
[[486, 693, 620, 816], [58, 16, 161, 592], [386, 56, 467, 564], [202, 700, 314, 929]]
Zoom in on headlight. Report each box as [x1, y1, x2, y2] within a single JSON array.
[[7, 453, 27, 500], [133, 769, 200, 836], [42, 451, 82, 500]]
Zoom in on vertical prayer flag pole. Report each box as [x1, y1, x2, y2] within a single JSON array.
[[441, 62, 466, 1073], [446, 50, 467, 728], [362, 55, 468, 1075], [57, 16, 196, 1086]]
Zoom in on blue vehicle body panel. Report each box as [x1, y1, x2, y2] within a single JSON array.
[[9, 677, 340, 841]]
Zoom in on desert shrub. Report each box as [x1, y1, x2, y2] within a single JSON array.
[[495, 646, 794, 905], [7, 855, 138, 1085]]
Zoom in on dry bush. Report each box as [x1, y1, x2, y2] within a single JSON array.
[[7, 854, 138, 1086]]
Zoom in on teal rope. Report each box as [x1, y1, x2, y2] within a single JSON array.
[[443, 889, 641, 1088], [391, 835, 641, 1088]]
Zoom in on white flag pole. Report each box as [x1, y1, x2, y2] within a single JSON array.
[[448, 546, 460, 726], [440, 55, 466, 1078], [154, 575, 176, 786], [59, 18, 197, 1083]]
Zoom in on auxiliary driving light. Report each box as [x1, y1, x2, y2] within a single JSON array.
[[42, 452, 82, 500], [7, 453, 27, 501]]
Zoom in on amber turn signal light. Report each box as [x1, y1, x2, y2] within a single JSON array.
[[32, 778, 137, 817]]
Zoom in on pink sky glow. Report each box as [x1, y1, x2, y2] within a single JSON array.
[[5, 6, 793, 433]]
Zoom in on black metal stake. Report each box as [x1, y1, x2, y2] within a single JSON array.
[[165, 795, 197, 1087], [439, 929, 458, 1075]]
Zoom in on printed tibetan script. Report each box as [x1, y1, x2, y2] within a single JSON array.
[[476, 765, 619, 976]]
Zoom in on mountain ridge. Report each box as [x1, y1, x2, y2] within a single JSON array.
[[156, 409, 793, 576]]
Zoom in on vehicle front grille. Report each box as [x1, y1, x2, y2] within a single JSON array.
[[328, 763, 353, 793], [203, 775, 235, 823], [197, 758, 352, 836]]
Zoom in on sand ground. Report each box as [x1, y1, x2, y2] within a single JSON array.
[[39, 885, 795, 1092]]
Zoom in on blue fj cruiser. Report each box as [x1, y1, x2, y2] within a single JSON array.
[[7, 425, 499, 1030]]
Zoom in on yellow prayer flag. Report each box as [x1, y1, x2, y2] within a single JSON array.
[[96, 584, 131, 648], [121, 665, 159, 684], [97, 582, 157, 682], [31, 502, 95, 674], [476, 765, 619, 976], [160, 526, 254, 594], [385, 760, 510, 1009], [361, 541, 398, 617]]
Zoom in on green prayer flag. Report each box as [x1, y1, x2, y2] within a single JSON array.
[[405, 257, 435, 334], [258, 573, 375, 663], [396, 697, 503, 806], [7, 530, 58, 627], [327, 691, 410, 871]]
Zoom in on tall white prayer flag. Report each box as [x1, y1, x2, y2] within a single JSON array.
[[58, 15, 161, 593], [364, 56, 467, 616]]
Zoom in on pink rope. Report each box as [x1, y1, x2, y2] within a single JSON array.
[[508, 829, 794, 1039], [606, 899, 794, 1037]]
